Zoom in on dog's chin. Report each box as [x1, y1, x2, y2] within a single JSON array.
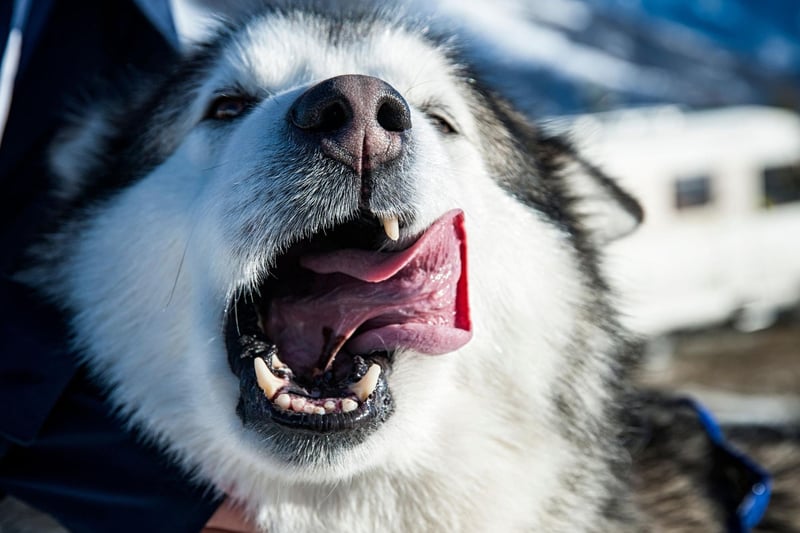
[[223, 209, 471, 464], [234, 359, 396, 469], [227, 306, 397, 463]]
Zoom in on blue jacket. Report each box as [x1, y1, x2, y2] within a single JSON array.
[[0, 1, 222, 530]]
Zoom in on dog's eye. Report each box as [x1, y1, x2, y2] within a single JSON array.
[[206, 95, 253, 121], [427, 113, 458, 135]]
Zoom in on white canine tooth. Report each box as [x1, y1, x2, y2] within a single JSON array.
[[274, 394, 291, 410], [349, 364, 381, 402], [342, 398, 359, 413], [291, 397, 307, 412], [254, 357, 284, 400], [314, 406, 326, 415], [382, 216, 400, 241], [323, 400, 337, 413], [303, 403, 316, 414]]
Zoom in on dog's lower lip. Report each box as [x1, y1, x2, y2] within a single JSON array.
[[246, 351, 393, 434]]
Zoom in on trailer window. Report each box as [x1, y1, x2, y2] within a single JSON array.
[[763, 163, 800, 207], [675, 175, 712, 210]]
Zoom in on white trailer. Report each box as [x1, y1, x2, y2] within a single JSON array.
[[564, 106, 800, 336]]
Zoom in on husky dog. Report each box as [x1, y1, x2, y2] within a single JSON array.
[[20, 2, 797, 532]]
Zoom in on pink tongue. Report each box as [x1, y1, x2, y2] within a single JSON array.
[[264, 210, 471, 377]]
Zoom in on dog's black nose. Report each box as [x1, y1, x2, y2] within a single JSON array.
[[289, 75, 411, 174]]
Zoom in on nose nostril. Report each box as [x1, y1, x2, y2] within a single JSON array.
[[377, 98, 411, 132], [292, 99, 351, 133], [316, 101, 349, 132], [289, 75, 411, 172]]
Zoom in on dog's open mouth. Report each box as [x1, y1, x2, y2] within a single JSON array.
[[225, 210, 471, 436]]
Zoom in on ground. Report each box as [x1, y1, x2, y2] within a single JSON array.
[[637, 319, 800, 425]]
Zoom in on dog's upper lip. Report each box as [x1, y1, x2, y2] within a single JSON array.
[[264, 209, 472, 378]]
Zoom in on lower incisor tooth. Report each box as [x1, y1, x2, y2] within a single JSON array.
[[291, 398, 306, 412], [314, 406, 326, 415], [274, 394, 291, 410], [324, 400, 336, 413], [303, 403, 315, 414], [342, 398, 358, 413]]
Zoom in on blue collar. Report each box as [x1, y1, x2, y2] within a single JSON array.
[[683, 398, 772, 532]]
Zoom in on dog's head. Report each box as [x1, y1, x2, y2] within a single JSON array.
[[43, 4, 641, 490]]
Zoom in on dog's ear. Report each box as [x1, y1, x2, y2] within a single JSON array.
[[472, 91, 643, 245], [49, 110, 115, 202], [558, 148, 643, 244]]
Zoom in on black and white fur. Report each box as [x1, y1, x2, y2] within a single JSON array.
[[18, 3, 797, 532]]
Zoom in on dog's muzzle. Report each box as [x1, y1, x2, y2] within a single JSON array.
[[221, 75, 471, 452]]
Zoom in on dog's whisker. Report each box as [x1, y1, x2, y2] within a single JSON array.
[[404, 47, 443, 97], [202, 160, 235, 172], [318, 478, 342, 506], [165, 234, 192, 309], [235, 290, 246, 337]]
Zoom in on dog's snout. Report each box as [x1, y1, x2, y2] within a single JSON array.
[[289, 75, 411, 174]]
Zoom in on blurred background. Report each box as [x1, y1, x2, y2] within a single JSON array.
[[177, 0, 800, 424], [424, 0, 800, 426]]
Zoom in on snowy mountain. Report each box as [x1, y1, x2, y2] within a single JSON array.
[[176, 0, 800, 116], [430, 0, 800, 116]]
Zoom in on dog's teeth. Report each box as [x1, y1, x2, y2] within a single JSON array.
[[274, 393, 291, 410], [314, 406, 326, 415], [323, 400, 337, 413], [303, 403, 316, 414], [291, 397, 307, 412], [342, 398, 359, 413], [254, 357, 284, 400], [381, 216, 400, 241], [349, 364, 381, 401]]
